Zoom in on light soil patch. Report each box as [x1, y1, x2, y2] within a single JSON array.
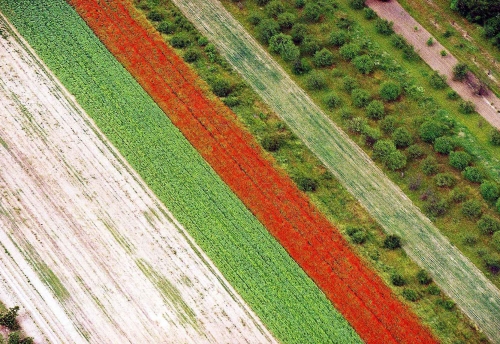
[[367, 0, 500, 130], [0, 15, 275, 344], [172, 0, 500, 342]]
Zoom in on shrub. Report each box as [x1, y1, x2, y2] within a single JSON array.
[[197, 36, 209, 46], [277, 12, 296, 30], [493, 232, 500, 251], [402, 289, 420, 302], [375, 18, 394, 35], [342, 76, 358, 93], [269, 34, 300, 61], [351, 89, 371, 107], [462, 166, 483, 183], [183, 49, 199, 63], [450, 187, 468, 203], [296, 176, 318, 192], [427, 285, 441, 295], [462, 199, 483, 219], [336, 16, 355, 30], [429, 72, 447, 89], [480, 181, 500, 202], [447, 90, 459, 100], [265, 1, 285, 18], [425, 196, 449, 217], [347, 117, 368, 134], [426, 37, 434, 46], [261, 135, 283, 152], [379, 81, 402, 102], [363, 7, 376, 20], [434, 173, 456, 187], [306, 72, 327, 90], [407, 144, 425, 160], [0, 306, 19, 330], [384, 234, 401, 249], [436, 299, 455, 311], [346, 226, 367, 244], [256, 0, 270, 5], [408, 175, 423, 191], [363, 126, 381, 146], [386, 151, 407, 170], [463, 235, 478, 246], [303, 3, 322, 22], [210, 78, 232, 97], [349, 0, 365, 10], [294, 0, 305, 8], [329, 31, 349, 47], [390, 34, 407, 49], [257, 19, 280, 44], [416, 270, 432, 285], [489, 129, 500, 146], [373, 139, 396, 162], [366, 100, 385, 119], [449, 151, 471, 170], [314, 48, 335, 67], [497, 198, 500, 213], [421, 157, 439, 176], [391, 273, 406, 286], [340, 107, 353, 120], [300, 36, 322, 55], [459, 100, 475, 114], [324, 93, 343, 109], [353, 55, 375, 74], [170, 32, 192, 48], [248, 13, 263, 26], [440, 49, 448, 57], [292, 58, 312, 75], [291, 23, 307, 43], [453, 62, 469, 81], [147, 10, 164, 22], [477, 215, 500, 235], [223, 96, 240, 107], [402, 46, 419, 62], [380, 116, 396, 134], [419, 121, 445, 143], [158, 21, 175, 34], [392, 127, 413, 148], [484, 254, 500, 274], [339, 43, 361, 60], [433, 136, 455, 154]]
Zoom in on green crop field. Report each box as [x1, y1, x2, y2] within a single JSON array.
[[171, 0, 500, 341], [0, 1, 363, 343]]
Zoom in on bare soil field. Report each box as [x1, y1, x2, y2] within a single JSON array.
[[367, 0, 500, 130], [0, 15, 275, 344]]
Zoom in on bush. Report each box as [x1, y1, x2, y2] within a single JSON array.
[[380, 116, 396, 134], [296, 176, 318, 192], [391, 273, 406, 286], [340, 107, 353, 120], [426, 37, 434, 46], [292, 58, 312, 75], [434, 173, 456, 187], [489, 129, 500, 146], [392, 127, 413, 148], [449, 151, 471, 170], [339, 43, 361, 60], [324, 93, 343, 109], [261, 135, 283, 152], [291, 23, 307, 43], [419, 121, 445, 143], [429, 72, 447, 89], [390, 34, 407, 49], [147, 10, 164, 22], [210, 78, 232, 97], [269, 34, 300, 61], [484, 254, 500, 274], [277, 12, 296, 30], [363, 7, 376, 20], [265, 1, 285, 18], [421, 157, 439, 176], [379, 81, 402, 102], [183, 49, 199, 63], [306, 72, 327, 90], [158, 21, 175, 34], [462, 166, 483, 183], [451, 187, 468, 203], [386, 151, 407, 170], [346, 226, 367, 244], [384, 234, 401, 249], [407, 144, 425, 160], [300, 36, 322, 55], [497, 198, 500, 213], [462, 199, 483, 219], [347, 117, 368, 134], [257, 19, 280, 44], [170, 32, 192, 48], [425, 196, 449, 217], [402, 289, 420, 302], [342, 76, 358, 93], [363, 126, 381, 146], [373, 139, 396, 162], [353, 55, 375, 74], [416, 269, 432, 285], [0, 306, 19, 330], [294, 0, 305, 8], [349, 0, 365, 10], [256, 0, 270, 5], [427, 285, 441, 295], [314, 48, 335, 67], [366, 100, 385, 119], [453, 62, 469, 81], [375, 18, 394, 35], [433, 136, 455, 154], [436, 299, 455, 311], [463, 235, 478, 246], [222, 96, 240, 107], [329, 31, 349, 47], [480, 181, 500, 202], [351, 89, 371, 107], [303, 3, 322, 22], [447, 90, 459, 100], [477, 215, 500, 235], [248, 13, 263, 26], [493, 231, 500, 251], [459, 100, 475, 114]]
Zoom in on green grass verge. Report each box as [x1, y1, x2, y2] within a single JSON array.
[[0, 1, 362, 343]]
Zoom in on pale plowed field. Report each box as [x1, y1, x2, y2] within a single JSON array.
[[0, 16, 274, 344]]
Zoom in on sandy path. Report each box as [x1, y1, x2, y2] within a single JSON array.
[[0, 14, 275, 344], [367, 0, 500, 130]]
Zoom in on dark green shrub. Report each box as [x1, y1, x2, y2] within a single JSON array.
[[373, 139, 396, 161], [340, 107, 353, 120], [450, 187, 468, 203], [265, 1, 285, 17], [402, 289, 420, 302], [386, 151, 407, 170], [379, 81, 402, 102], [278, 12, 296, 30], [0, 306, 19, 330], [447, 90, 459, 100], [294, 0, 306, 8], [363, 126, 381, 146], [384, 234, 401, 249], [183, 49, 199, 63], [497, 198, 500, 213], [425, 196, 449, 217], [158, 21, 175, 34], [416, 269, 432, 285], [427, 285, 441, 295], [329, 31, 349, 47], [303, 3, 322, 22], [452, 62, 469, 81], [300, 36, 322, 55], [248, 13, 263, 26], [347, 117, 368, 134], [292, 58, 312, 75], [306, 72, 327, 90], [349, 0, 365, 9], [429, 72, 447, 89], [390, 34, 407, 49], [222, 96, 240, 107], [257, 19, 280, 44], [459, 100, 475, 114], [419, 121, 445, 143], [408, 175, 423, 191], [269, 33, 300, 61], [484, 254, 500, 274], [433, 136, 455, 154], [353, 55, 375, 74], [480, 181, 500, 202], [402, 45, 419, 61], [477, 215, 500, 235], [346, 226, 367, 244], [392, 127, 413, 148], [313, 48, 335, 67], [324, 93, 343, 109], [449, 151, 471, 170], [375, 18, 394, 35], [407, 144, 425, 160], [339, 43, 361, 60], [147, 10, 164, 22], [462, 166, 483, 183], [421, 157, 439, 176], [291, 23, 307, 43], [296, 176, 319, 192], [380, 116, 396, 134], [489, 129, 500, 146], [336, 16, 355, 30], [434, 173, 456, 187], [210, 78, 232, 97], [363, 7, 376, 20], [261, 135, 283, 152], [462, 199, 483, 219], [256, 0, 270, 5], [436, 299, 455, 310], [492, 231, 500, 251], [391, 273, 406, 286], [342, 76, 358, 93], [170, 32, 192, 48], [463, 235, 478, 246], [197, 36, 209, 46], [366, 100, 385, 119], [351, 89, 371, 107]]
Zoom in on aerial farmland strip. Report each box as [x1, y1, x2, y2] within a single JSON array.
[[0, 1, 362, 343], [0, 14, 278, 343], [167, 0, 500, 342], [64, 0, 438, 343]]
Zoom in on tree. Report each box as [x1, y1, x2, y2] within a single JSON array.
[[489, 129, 500, 146], [277, 12, 296, 30], [459, 100, 475, 114], [453, 62, 469, 81], [462, 199, 483, 219], [147, 10, 164, 22], [313, 48, 335, 67], [261, 135, 283, 152], [429, 72, 447, 89], [329, 31, 348, 47], [339, 43, 361, 60], [306, 72, 327, 90], [300, 35, 321, 55], [421, 157, 439, 176], [158, 21, 175, 34], [183, 49, 199, 63], [384, 235, 402, 249], [416, 269, 432, 285], [210, 78, 232, 97], [363, 8, 376, 20], [349, 0, 366, 10], [375, 18, 394, 35], [257, 19, 280, 44], [353, 55, 375, 74], [379, 81, 402, 101], [407, 144, 425, 160], [462, 166, 483, 183], [477, 215, 500, 235], [391, 273, 406, 286], [292, 58, 312, 75], [256, 0, 270, 6], [434, 173, 456, 187], [373, 139, 396, 162], [363, 126, 381, 146], [346, 226, 367, 244], [324, 93, 343, 109], [0, 306, 19, 331], [493, 231, 500, 251], [265, 1, 285, 18], [170, 32, 192, 48], [269, 34, 299, 61], [386, 151, 407, 170], [419, 121, 445, 143], [392, 127, 412, 148], [366, 100, 385, 119], [303, 3, 321, 22], [402, 289, 420, 302], [342, 76, 358, 93], [480, 181, 500, 202], [351, 88, 371, 107], [291, 23, 307, 43], [449, 151, 471, 170], [294, 0, 305, 8], [433, 136, 455, 154], [380, 116, 396, 134], [296, 176, 318, 192]]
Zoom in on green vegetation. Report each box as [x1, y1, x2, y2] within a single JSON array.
[[0, 1, 364, 343]]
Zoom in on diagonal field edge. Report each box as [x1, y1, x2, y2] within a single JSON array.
[[171, 0, 500, 342]]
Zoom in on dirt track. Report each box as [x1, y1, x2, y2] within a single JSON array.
[[0, 15, 274, 344], [367, 0, 500, 130]]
